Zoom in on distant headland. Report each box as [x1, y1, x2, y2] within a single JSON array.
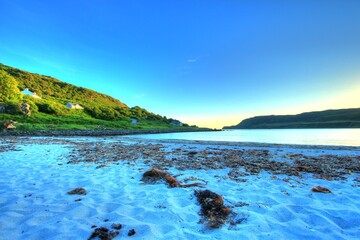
[[224, 108, 360, 129]]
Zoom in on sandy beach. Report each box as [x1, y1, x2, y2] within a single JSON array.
[[0, 136, 359, 239]]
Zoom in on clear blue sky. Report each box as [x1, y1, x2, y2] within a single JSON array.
[[1, 0, 360, 128]]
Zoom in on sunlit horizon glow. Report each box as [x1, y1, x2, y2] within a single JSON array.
[[1, 1, 359, 128]]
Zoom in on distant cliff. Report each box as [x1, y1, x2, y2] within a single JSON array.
[[223, 108, 360, 129]]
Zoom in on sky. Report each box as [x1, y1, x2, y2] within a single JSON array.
[[1, 0, 360, 128]]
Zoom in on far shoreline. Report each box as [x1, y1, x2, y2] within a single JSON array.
[[0, 128, 220, 137]]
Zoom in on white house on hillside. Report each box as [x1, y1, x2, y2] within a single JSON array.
[[170, 120, 183, 126], [66, 102, 84, 109], [22, 88, 41, 99]]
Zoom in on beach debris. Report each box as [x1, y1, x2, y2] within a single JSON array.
[[228, 169, 248, 182], [229, 214, 248, 227], [0, 143, 19, 152], [141, 168, 168, 183], [96, 164, 106, 169], [234, 202, 250, 207], [128, 229, 136, 236], [88, 227, 119, 240], [155, 204, 167, 209], [195, 189, 232, 228], [311, 186, 332, 193], [111, 223, 122, 230], [257, 202, 270, 208], [184, 176, 208, 185], [141, 168, 202, 188], [66, 141, 360, 180], [281, 190, 290, 196], [271, 175, 278, 180], [283, 178, 291, 183], [188, 151, 198, 156], [165, 175, 182, 187], [67, 187, 87, 195], [353, 176, 360, 187]]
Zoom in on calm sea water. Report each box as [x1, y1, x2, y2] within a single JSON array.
[[128, 129, 360, 146]]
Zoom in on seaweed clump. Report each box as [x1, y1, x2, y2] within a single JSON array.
[[128, 229, 136, 236], [141, 168, 201, 188], [141, 168, 168, 184], [67, 187, 87, 195], [88, 227, 119, 240], [195, 189, 232, 228], [311, 186, 332, 193]]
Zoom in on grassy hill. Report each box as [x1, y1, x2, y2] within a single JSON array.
[[224, 108, 360, 129], [0, 63, 198, 132]]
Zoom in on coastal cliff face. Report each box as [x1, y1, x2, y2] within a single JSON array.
[[224, 108, 360, 129]]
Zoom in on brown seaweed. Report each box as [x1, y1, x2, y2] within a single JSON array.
[[88, 227, 119, 240], [142, 168, 202, 188], [311, 186, 332, 193], [195, 189, 232, 228], [67, 187, 87, 195]]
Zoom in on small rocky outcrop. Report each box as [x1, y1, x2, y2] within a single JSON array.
[[21, 103, 31, 116], [2, 120, 17, 130]]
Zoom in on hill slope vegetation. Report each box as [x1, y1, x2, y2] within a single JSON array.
[[0, 63, 195, 131]]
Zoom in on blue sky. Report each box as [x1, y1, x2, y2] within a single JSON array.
[[1, 0, 360, 128]]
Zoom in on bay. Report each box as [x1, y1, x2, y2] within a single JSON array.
[[127, 129, 360, 146]]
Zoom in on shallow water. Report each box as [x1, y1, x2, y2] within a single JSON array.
[[126, 129, 360, 146]]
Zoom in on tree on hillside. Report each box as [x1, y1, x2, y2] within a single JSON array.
[[0, 70, 21, 102]]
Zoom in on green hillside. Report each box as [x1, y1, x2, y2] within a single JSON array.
[[224, 108, 360, 129], [0, 63, 197, 132]]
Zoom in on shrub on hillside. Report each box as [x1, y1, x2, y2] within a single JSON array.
[[86, 106, 122, 120], [0, 70, 21, 102], [115, 106, 131, 117], [36, 100, 68, 116], [2, 101, 22, 114]]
